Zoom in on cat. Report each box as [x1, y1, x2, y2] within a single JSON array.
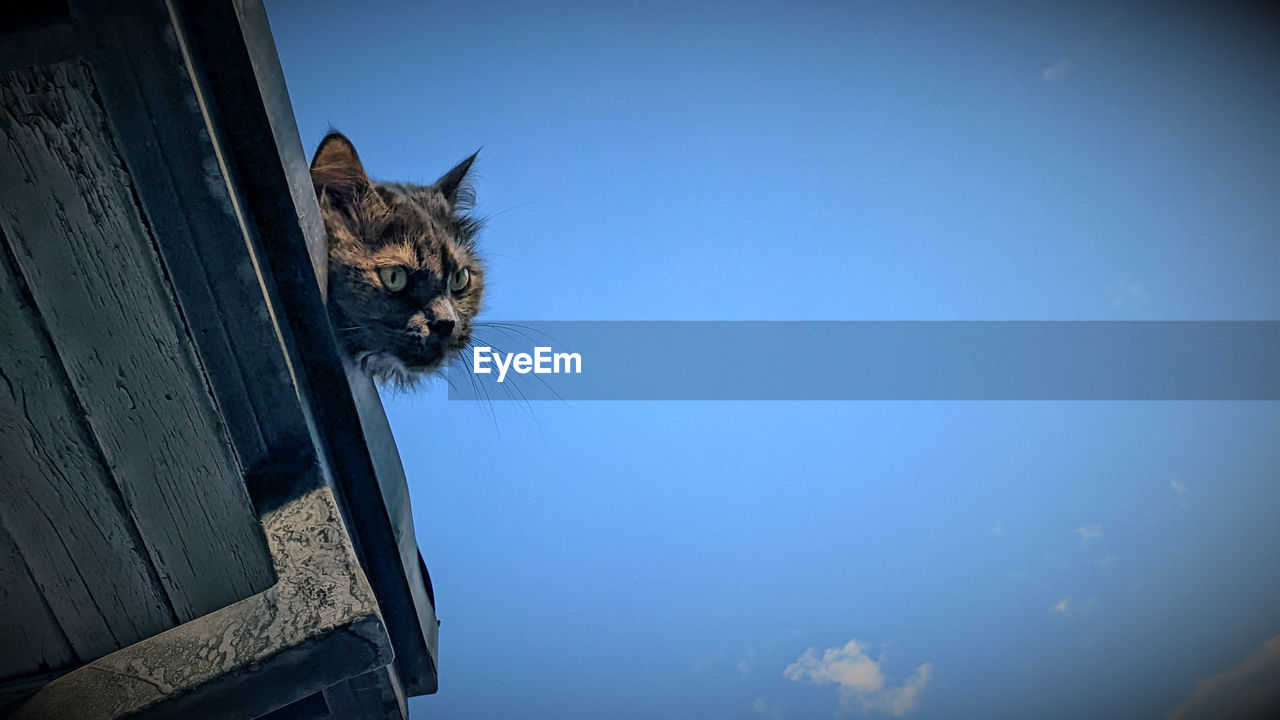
[[309, 133, 484, 386]]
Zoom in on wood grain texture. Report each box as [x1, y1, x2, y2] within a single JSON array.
[[12, 488, 393, 720], [164, 0, 440, 694], [0, 518, 76, 679], [323, 666, 406, 720], [0, 242, 174, 669], [0, 62, 274, 623], [78, 0, 296, 479], [346, 365, 439, 680]]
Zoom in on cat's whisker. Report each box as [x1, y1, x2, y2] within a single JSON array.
[[442, 371, 461, 397], [315, 133, 501, 423], [469, 337, 538, 419], [474, 367, 500, 437], [476, 201, 532, 224], [454, 338, 500, 432], [471, 334, 569, 405], [471, 325, 573, 404], [499, 372, 539, 421], [473, 322, 562, 347]]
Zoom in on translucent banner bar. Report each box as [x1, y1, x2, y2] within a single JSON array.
[[447, 322, 1280, 400]]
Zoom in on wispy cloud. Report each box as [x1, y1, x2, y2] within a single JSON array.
[[1167, 634, 1280, 720], [691, 648, 724, 674], [739, 648, 757, 677], [991, 521, 1004, 537], [1110, 281, 1146, 307], [1073, 524, 1103, 544], [752, 697, 784, 720], [1096, 553, 1119, 569], [1145, 477, 1194, 519], [784, 639, 933, 716], [1042, 58, 1071, 83], [1050, 596, 1098, 616]]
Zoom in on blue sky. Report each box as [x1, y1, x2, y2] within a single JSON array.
[[265, 2, 1280, 717]]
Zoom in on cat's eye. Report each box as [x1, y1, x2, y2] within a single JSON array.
[[378, 265, 409, 292], [448, 267, 471, 293]]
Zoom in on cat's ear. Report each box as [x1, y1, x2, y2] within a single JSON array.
[[310, 133, 371, 211], [434, 151, 479, 209]]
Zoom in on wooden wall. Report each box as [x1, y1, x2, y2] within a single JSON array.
[[0, 61, 275, 690]]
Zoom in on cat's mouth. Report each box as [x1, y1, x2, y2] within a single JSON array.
[[358, 351, 436, 385], [336, 314, 469, 385], [355, 343, 461, 386]]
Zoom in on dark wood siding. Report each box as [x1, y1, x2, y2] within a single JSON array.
[[0, 61, 274, 678], [0, 239, 174, 669]]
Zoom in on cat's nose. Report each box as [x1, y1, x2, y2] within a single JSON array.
[[429, 319, 455, 338]]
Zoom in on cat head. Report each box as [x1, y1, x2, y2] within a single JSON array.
[[310, 133, 484, 386]]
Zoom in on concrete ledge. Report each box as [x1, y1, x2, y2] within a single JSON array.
[[13, 488, 394, 720]]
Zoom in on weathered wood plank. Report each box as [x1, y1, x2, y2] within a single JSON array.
[[164, 0, 440, 694], [256, 692, 330, 720], [12, 488, 393, 720], [322, 666, 406, 720], [190, 0, 328, 295], [65, 0, 322, 490], [347, 366, 440, 681], [0, 62, 274, 622], [0, 519, 76, 679], [0, 239, 173, 668]]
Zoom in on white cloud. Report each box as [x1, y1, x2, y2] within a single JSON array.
[[1042, 58, 1071, 83], [1110, 281, 1146, 307], [991, 521, 1004, 537], [691, 648, 724, 674], [784, 639, 933, 716], [1171, 478, 1188, 494], [1167, 634, 1280, 720], [1050, 596, 1098, 616], [1073, 524, 1103, 544], [752, 697, 784, 720], [740, 648, 757, 677], [1096, 553, 1119, 568]]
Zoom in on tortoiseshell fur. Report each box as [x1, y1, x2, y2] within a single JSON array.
[[310, 133, 483, 386]]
